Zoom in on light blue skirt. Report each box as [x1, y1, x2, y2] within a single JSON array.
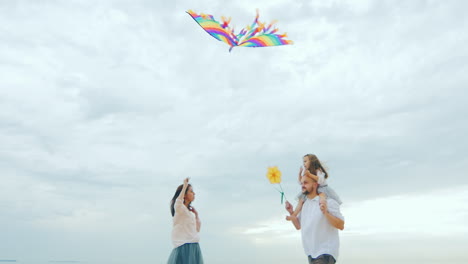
[[167, 243, 204, 264]]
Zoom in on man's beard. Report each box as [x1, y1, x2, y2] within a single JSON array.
[[302, 187, 315, 195]]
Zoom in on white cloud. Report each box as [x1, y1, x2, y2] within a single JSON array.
[[1, 0, 468, 263], [343, 186, 468, 236], [241, 185, 468, 242]]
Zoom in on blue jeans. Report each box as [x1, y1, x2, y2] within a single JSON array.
[[308, 254, 336, 264]]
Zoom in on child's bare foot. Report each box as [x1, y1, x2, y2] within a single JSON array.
[[319, 197, 327, 207]]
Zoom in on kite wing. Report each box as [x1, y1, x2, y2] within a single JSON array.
[[237, 10, 293, 48], [238, 33, 293, 48], [186, 10, 238, 49]]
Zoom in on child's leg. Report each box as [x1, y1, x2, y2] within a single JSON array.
[[318, 192, 327, 206], [286, 199, 304, 221]]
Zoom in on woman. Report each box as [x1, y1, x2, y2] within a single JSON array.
[[167, 177, 204, 264]]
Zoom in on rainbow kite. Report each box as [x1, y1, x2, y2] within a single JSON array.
[[187, 9, 293, 52]]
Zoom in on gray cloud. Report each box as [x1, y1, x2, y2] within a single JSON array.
[[1, 0, 468, 263]]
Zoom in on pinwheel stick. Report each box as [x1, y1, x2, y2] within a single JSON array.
[[273, 183, 288, 204]]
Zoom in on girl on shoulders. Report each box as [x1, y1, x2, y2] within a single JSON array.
[[287, 154, 342, 221]]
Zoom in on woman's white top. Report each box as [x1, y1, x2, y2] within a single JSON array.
[[171, 197, 200, 248]]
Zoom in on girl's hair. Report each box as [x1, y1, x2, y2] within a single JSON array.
[[170, 184, 192, 217], [304, 154, 329, 179]]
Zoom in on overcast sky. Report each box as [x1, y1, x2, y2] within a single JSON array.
[[1, 0, 468, 263]]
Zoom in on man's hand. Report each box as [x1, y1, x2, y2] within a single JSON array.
[[285, 201, 294, 215], [183, 177, 190, 185], [320, 200, 328, 215]]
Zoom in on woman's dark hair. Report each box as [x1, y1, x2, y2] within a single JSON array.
[[170, 184, 192, 217]]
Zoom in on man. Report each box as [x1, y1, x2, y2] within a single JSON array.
[[285, 175, 345, 264]]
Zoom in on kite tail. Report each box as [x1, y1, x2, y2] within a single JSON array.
[[264, 20, 278, 33], [242, 9, 261, 40], [254, 8, 260, 25], [220, 16, 231, 29]]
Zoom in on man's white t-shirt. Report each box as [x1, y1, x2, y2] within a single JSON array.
[[298, 196, 344, 260]]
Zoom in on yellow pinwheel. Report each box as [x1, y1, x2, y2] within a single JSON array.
[[266, 166, 288, 204]]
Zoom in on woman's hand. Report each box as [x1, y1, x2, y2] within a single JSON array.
[[189, 206, 198, 215], [178, 178, 190, 200], [183, 177, 190, 185]]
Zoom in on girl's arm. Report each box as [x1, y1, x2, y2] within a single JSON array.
[[304, 170, 319, 182], [298, 167, 303, 183], [177, 177, 190, 200]]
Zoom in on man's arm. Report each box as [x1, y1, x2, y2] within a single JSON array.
[[324, 211, 344, 230], [285, 201, 301, 230], [289, 215, 301, 230], [320, 200, 344, 230]]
